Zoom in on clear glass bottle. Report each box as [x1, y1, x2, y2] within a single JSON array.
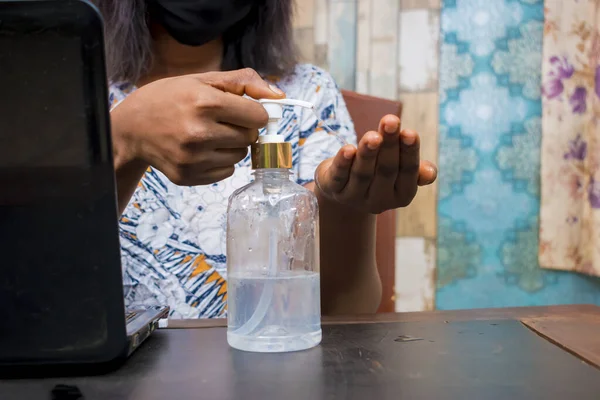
[[226, 99, 321, 353]]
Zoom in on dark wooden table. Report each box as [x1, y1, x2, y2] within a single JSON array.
[[2, 305, 600, 400], [171, 304, 600, 368]]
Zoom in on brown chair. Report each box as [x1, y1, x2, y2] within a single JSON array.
[[341, 90, 400, 313]]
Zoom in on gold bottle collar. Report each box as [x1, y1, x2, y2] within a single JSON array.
[[251, 142, 292, 169]]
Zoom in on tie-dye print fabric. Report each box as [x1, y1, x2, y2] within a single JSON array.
[[110, 64, 356, 318], [540, 0, 600, 277]]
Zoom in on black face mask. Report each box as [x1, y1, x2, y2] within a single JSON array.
[[147, 0, 254, 46]]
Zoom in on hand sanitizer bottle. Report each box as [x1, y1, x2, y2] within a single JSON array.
[[226, 99, 322, 353]]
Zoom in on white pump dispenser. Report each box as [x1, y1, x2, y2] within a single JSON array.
[[258, 99, 315, 143], [226, 97, 322, 353]]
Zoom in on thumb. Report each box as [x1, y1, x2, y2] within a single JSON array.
[[417, 160, 437, 186], [196, 68, 286, 100], [315, 147, 355, 196]]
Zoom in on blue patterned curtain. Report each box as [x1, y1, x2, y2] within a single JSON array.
[[437, 0, 600, 309]]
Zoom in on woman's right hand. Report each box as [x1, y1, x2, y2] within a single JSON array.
[[110, 68, 285, 213], [112, 68, 285, 186]]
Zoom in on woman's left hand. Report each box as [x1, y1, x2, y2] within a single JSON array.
[[315, 114, 437, 215]]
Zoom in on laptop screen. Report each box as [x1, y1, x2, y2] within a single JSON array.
[[0, 32, 90, 168], [0, 1, 127, 365]]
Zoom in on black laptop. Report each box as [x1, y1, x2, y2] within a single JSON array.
[[0, 0, 168, 373]]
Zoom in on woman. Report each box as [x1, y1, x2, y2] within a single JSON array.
[[95, 0, 437, 318]]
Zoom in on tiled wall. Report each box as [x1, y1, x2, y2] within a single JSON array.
[[293, 0, 440, 312]]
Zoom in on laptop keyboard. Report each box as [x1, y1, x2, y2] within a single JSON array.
[[126, 310, 140, 323]]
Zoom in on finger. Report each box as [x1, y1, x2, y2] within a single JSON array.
[[368, 115, 401, 198], [340, 131, 381, 199], [214, 148, 249, 165], [209, 122, 259, 149], [395, 128, 420, 196], [203, 166, 236, 183], [171, 147, 248, 171], [180, 149, 248, 171], [200, 87, 270, 129], [182, 117, 258, 149], [164, 165, 236, 187], [418, 160, 438, 186], [318, 145, 356, 195], [198, 68, 286, 100]]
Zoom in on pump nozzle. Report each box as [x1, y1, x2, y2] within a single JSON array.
[[258, 98, 315, 111], [251, 98, 316, 170], [258, 99, 315, 142]]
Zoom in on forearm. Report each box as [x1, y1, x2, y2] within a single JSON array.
[[110, 107, 148, 215], [308, 183, 382, 315]]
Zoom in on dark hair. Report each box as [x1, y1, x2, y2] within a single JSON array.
[[92, 0, 298, 83]]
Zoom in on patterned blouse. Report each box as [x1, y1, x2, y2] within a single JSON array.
[[111, 64, 357, 318]]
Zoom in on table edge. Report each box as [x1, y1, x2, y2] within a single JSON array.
[[166, 304, 600, 329]]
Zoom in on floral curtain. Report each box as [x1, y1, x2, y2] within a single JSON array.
[[540, 0, 600, 276]]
